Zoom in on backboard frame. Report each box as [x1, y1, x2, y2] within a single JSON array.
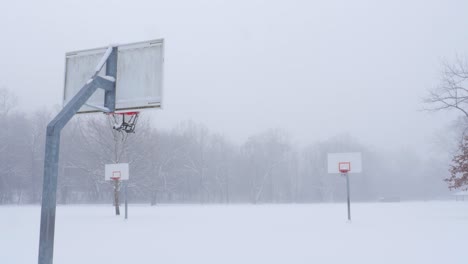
[[105, 163, 129, 181], [63, 39, 165, 114]]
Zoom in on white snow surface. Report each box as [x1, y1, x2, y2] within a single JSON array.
[[101, 75, 116, 82], [1, 202, 468, 264]]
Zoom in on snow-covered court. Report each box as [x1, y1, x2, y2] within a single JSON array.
[[2, 202, 467, 264]]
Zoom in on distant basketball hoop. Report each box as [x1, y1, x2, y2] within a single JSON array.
[[110, 171, 122, 181], [327, 152, 363, 222], [339, 162, 351, 174], [327, 153, 362, 174], [105, 163, 129, 181]]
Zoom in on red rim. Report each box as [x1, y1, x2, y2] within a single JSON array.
[[107, 111, 139, 116], [338, 162, 351, 173]]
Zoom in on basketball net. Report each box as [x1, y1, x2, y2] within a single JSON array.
[[106, 112, 139, 141]]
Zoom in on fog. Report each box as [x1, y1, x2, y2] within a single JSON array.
[[2, 0, 468, 184], [2, 0, 467, 152]]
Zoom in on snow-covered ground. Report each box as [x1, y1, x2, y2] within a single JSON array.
[[1, 202, 468, 264]]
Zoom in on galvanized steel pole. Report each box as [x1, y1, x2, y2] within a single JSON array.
[[38, 48, 117, 264], [125, 182, 128, 220], [346, 173, 351, 221]]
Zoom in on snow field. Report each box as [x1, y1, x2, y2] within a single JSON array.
[[1, 202, 468, 264]]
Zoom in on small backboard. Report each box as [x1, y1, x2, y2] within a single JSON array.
[[63, 39, 164, 113], [327, 152, 362, 174], [105, 163, 129, 181]]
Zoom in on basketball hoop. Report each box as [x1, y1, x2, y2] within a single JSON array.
[[106, 111, 139, 134], [338, 162, 351, 174], [110, 171, 121, 181], [105, 163, 129, 181]]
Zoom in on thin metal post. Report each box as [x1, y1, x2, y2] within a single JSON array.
[[38, 49, 117, 264], [114, 179, 120, 216], [125, 182, 128, 220], [345, 173, 351, 221]]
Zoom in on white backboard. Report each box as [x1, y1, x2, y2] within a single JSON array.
[[327, 152, 362, 174], [105, 163, 129, 181], [63, 39, 164, 113]]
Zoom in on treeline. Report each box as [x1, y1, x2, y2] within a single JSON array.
[[0, 88, 449, 204]]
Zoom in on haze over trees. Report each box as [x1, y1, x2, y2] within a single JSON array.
[[0, 88, 449, 204]]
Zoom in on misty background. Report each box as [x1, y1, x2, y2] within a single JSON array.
[[1, 0, 467, 203]]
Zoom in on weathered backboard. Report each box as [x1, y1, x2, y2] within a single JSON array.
[[63, 39, 164, 113], [327, 152, 362, 174], [105, 163, 129, 181]]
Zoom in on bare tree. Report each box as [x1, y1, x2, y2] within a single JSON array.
[[242, 129, 292, 203], [27, 109, 51, 203], [425, 57, 468, 190], [174, 121, 210, 203], [0, 87, 19, 204], [425, 57, 468, 118], [0, 87, 18, 117]]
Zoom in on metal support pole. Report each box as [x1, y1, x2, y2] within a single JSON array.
[[114, 179, 120, 216], [104, 48, 117, 110], [125, 182, 128, 220], [38, 48, 117, 264], [345, 173, 351, 221]]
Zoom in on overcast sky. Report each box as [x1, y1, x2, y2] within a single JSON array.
[[1, 0, 467, 154]]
